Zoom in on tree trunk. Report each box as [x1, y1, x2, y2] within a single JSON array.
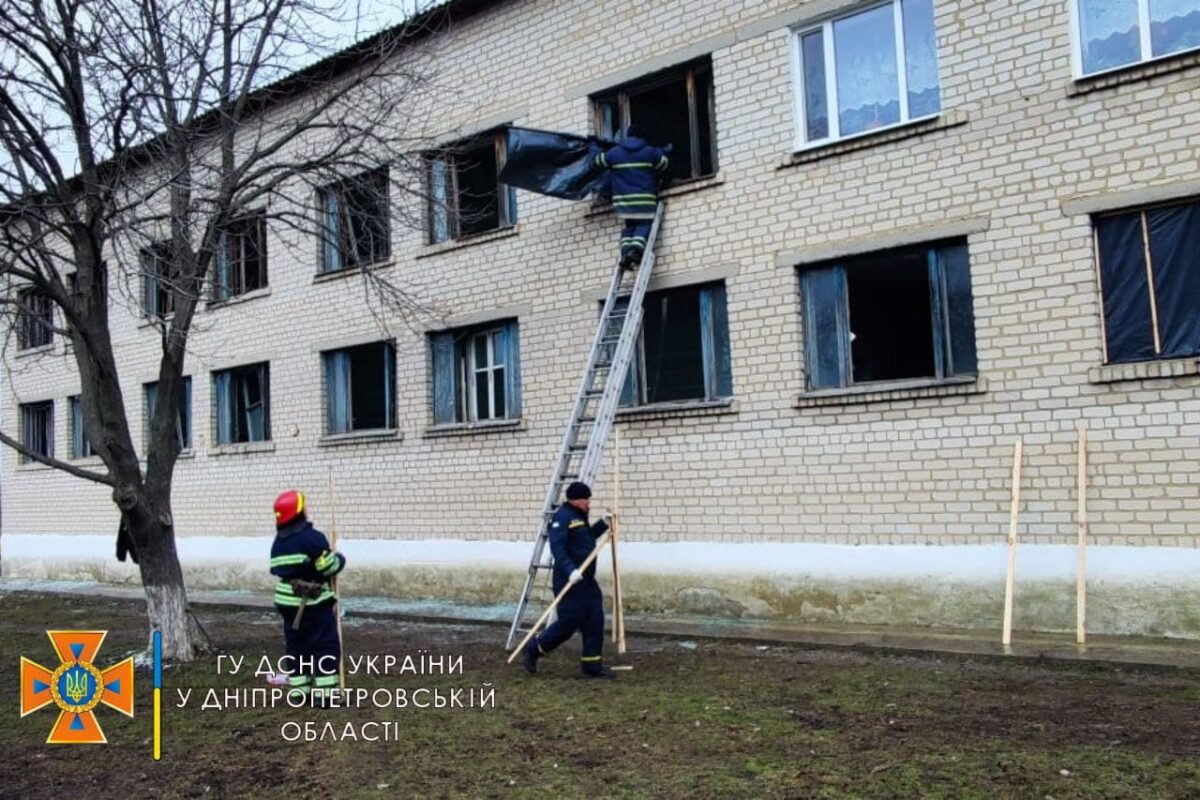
[[128, 513, 199, 661]]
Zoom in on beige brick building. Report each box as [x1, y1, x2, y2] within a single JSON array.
[[4, 0, 1200, 638]]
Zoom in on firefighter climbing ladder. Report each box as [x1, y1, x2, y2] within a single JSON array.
[[505, 203, 665, 650]]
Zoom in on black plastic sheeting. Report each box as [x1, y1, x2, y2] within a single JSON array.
[[498, 126, 609, 201], [1096, 200, 1200, 364]]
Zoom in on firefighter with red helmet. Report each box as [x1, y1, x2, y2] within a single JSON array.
[[269, 489, 345, 702]]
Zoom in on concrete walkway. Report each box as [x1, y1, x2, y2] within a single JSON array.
[[5, 577, 1200, 670]]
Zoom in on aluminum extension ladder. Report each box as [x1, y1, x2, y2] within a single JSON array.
[[505, 203, 665, 650]]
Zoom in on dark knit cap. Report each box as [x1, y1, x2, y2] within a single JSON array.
[[565, 482, 592, 500]]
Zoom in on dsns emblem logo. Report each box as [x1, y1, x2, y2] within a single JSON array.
[[20, 631, 134, 744]]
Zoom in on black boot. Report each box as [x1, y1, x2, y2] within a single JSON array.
[[581, 664, 616, 679], [521, 640, 540, 674]]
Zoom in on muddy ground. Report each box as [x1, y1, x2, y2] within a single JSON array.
[[2, 592, 1199, 799]]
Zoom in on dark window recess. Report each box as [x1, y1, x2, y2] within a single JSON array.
[[214, 213, 267, 300], [20, 400, 53, 462], [69, 395, 94, 459], [593, 57, 717, 183], [213, 363, 270, 444], [427, 131, 516, 244], [320, 169, 390, 272], [617, 282, 733, 406], [430, 320, 522, 425], [142, 243, 176, 318], [801, 240, 977, 391], [18, 288, 53, 350], [1094, 198, 1200, 364], [145, 377, 193, 452], [324, 342, 396, 434]]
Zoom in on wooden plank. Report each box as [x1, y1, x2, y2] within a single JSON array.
[[611, 428, 627, 654], [1076, 424, 1088, 646], [1002, 439, 1023, 649]]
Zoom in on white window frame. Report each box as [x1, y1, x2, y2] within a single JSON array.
[[1069, 0, 1198, 79], [463, 328, 506, 421], [790, 0, 941, 151]]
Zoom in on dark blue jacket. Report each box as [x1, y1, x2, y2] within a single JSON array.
[[593, 136, 669, 218], [269, 519, 346, 607], [548, 503, 609, 587]]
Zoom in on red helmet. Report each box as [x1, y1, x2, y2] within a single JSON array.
[[274, 490, 305, 526]]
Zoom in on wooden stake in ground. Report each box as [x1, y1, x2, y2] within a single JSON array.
[[1002, 439, 1023, 649], [1076, 424, 1088, 646], [507, 531, 614, 664], [328, 467, 346, 690], [611, 428, 627, 654]]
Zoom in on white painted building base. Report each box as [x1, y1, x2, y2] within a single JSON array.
[[3, 535, 1198, 639]]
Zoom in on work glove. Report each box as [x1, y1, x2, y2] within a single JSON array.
[[568, 568, 583, 585], [602, 512, 615, 526]]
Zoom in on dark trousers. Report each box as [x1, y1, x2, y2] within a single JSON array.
[[534, 577, 605, 674], [619, 218, 653, 260], [277, 601, 341, 689]]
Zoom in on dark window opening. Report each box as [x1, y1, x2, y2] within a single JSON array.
[[19, 400, 53, 462], [214, 213, 267, 300], [426, 131, 515, 244], [145, 377, 192, 452], [324, 342, 395, 434], [69, 395, 94, 459], [142, 243, 176, 318], [321, 169, 390, 272], [18, 288, 53, 350], [213, 362, 270, 444], [845, 250, 936, 383]]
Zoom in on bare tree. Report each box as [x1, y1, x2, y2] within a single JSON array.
[[0, 0, 451, 660]]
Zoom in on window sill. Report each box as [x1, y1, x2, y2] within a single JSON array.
[[15, 344, 54, 358], [779, 110, 969, 169], [1068, 49, 1200, 97], [1088, 358, 1200, 385], [423, 418, 525, 438], [140, 449, 195, 461], [584, 174, 724, 218], [318, 429, 402, 447], [68, 455, 104, 466], [209, 441, 275, 456], [207, 287, 271, 310], [16, 461, 54, 471], [313, 260, 393, 285], [615, 397, 736, 423], [795, 376, 986, 408], [415, 225, 520, 259]]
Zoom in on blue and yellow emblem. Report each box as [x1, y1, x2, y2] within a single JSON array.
[[20, 631, 134, 744]]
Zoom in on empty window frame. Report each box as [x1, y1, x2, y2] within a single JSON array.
[[320, 169, 390, 273], [68, 395, 94, 459], [323, 342, 396, 434], [1073, 0, 1200, 77], [19, 400, 53, 463], [142, 243, 176, 318], [430, 320, 522, 425], [213, 362, 270, 444], [17, 288, 53, 350], [145, 377, 193, 452], [793, 0, 940, 147], [426, 131, 516, 244], [592, 57, 717, 183], [1093, 198, 1200, 364], [213, 212, 267, 301], [617, 282, 733, 406], [800, 240, 976, 391]]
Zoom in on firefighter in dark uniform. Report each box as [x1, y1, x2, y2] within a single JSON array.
[[269, 490, 346, 701], [592, 123, 670, 269], [522, 482, 613, 678]]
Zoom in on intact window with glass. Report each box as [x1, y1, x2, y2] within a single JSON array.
[[19, 400, 53, 463], [145, 377, 193, 452], [592, 57, 717, 183], [68, 395, 94, 459], [18, 288, 53, 350], [1093, 198, 1200, 364], [426, 131, 516, 244], [615, 282, 733, 407], [213, 212, 267, 301], [1075, 0, 1200, 76], [429, 320, 522, 425], [793, 0, 940, 146], [142, 243, 176, 318], [319, 169, 390, 273], [213, 363, 270, 444], [323, 342, 396, 435], [800, 240, 977, 391]]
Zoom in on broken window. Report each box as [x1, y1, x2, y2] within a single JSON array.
[[213, 362, 270, 444], [617, 282, 732, 406], [1094, 198, 1200, 364], [19, 400, 53, 463], [17, 288, 53, 350], [800, 240, 976, 391], [794, 0, 940, 146], [320, 169, 390, 272], [593, 57, 717, 183], [214, 212, 267, 301], [69, 395, 94, 459], [430, 320, 522, 425], [323, 342, 396, 434], [145, 377, 193, 452], [1075, 0, 1200, 76], [426, 131, 516, 244], [142, 243, 176, 318]]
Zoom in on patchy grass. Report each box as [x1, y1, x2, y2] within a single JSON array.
[[2, 592, 1199, 798]]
